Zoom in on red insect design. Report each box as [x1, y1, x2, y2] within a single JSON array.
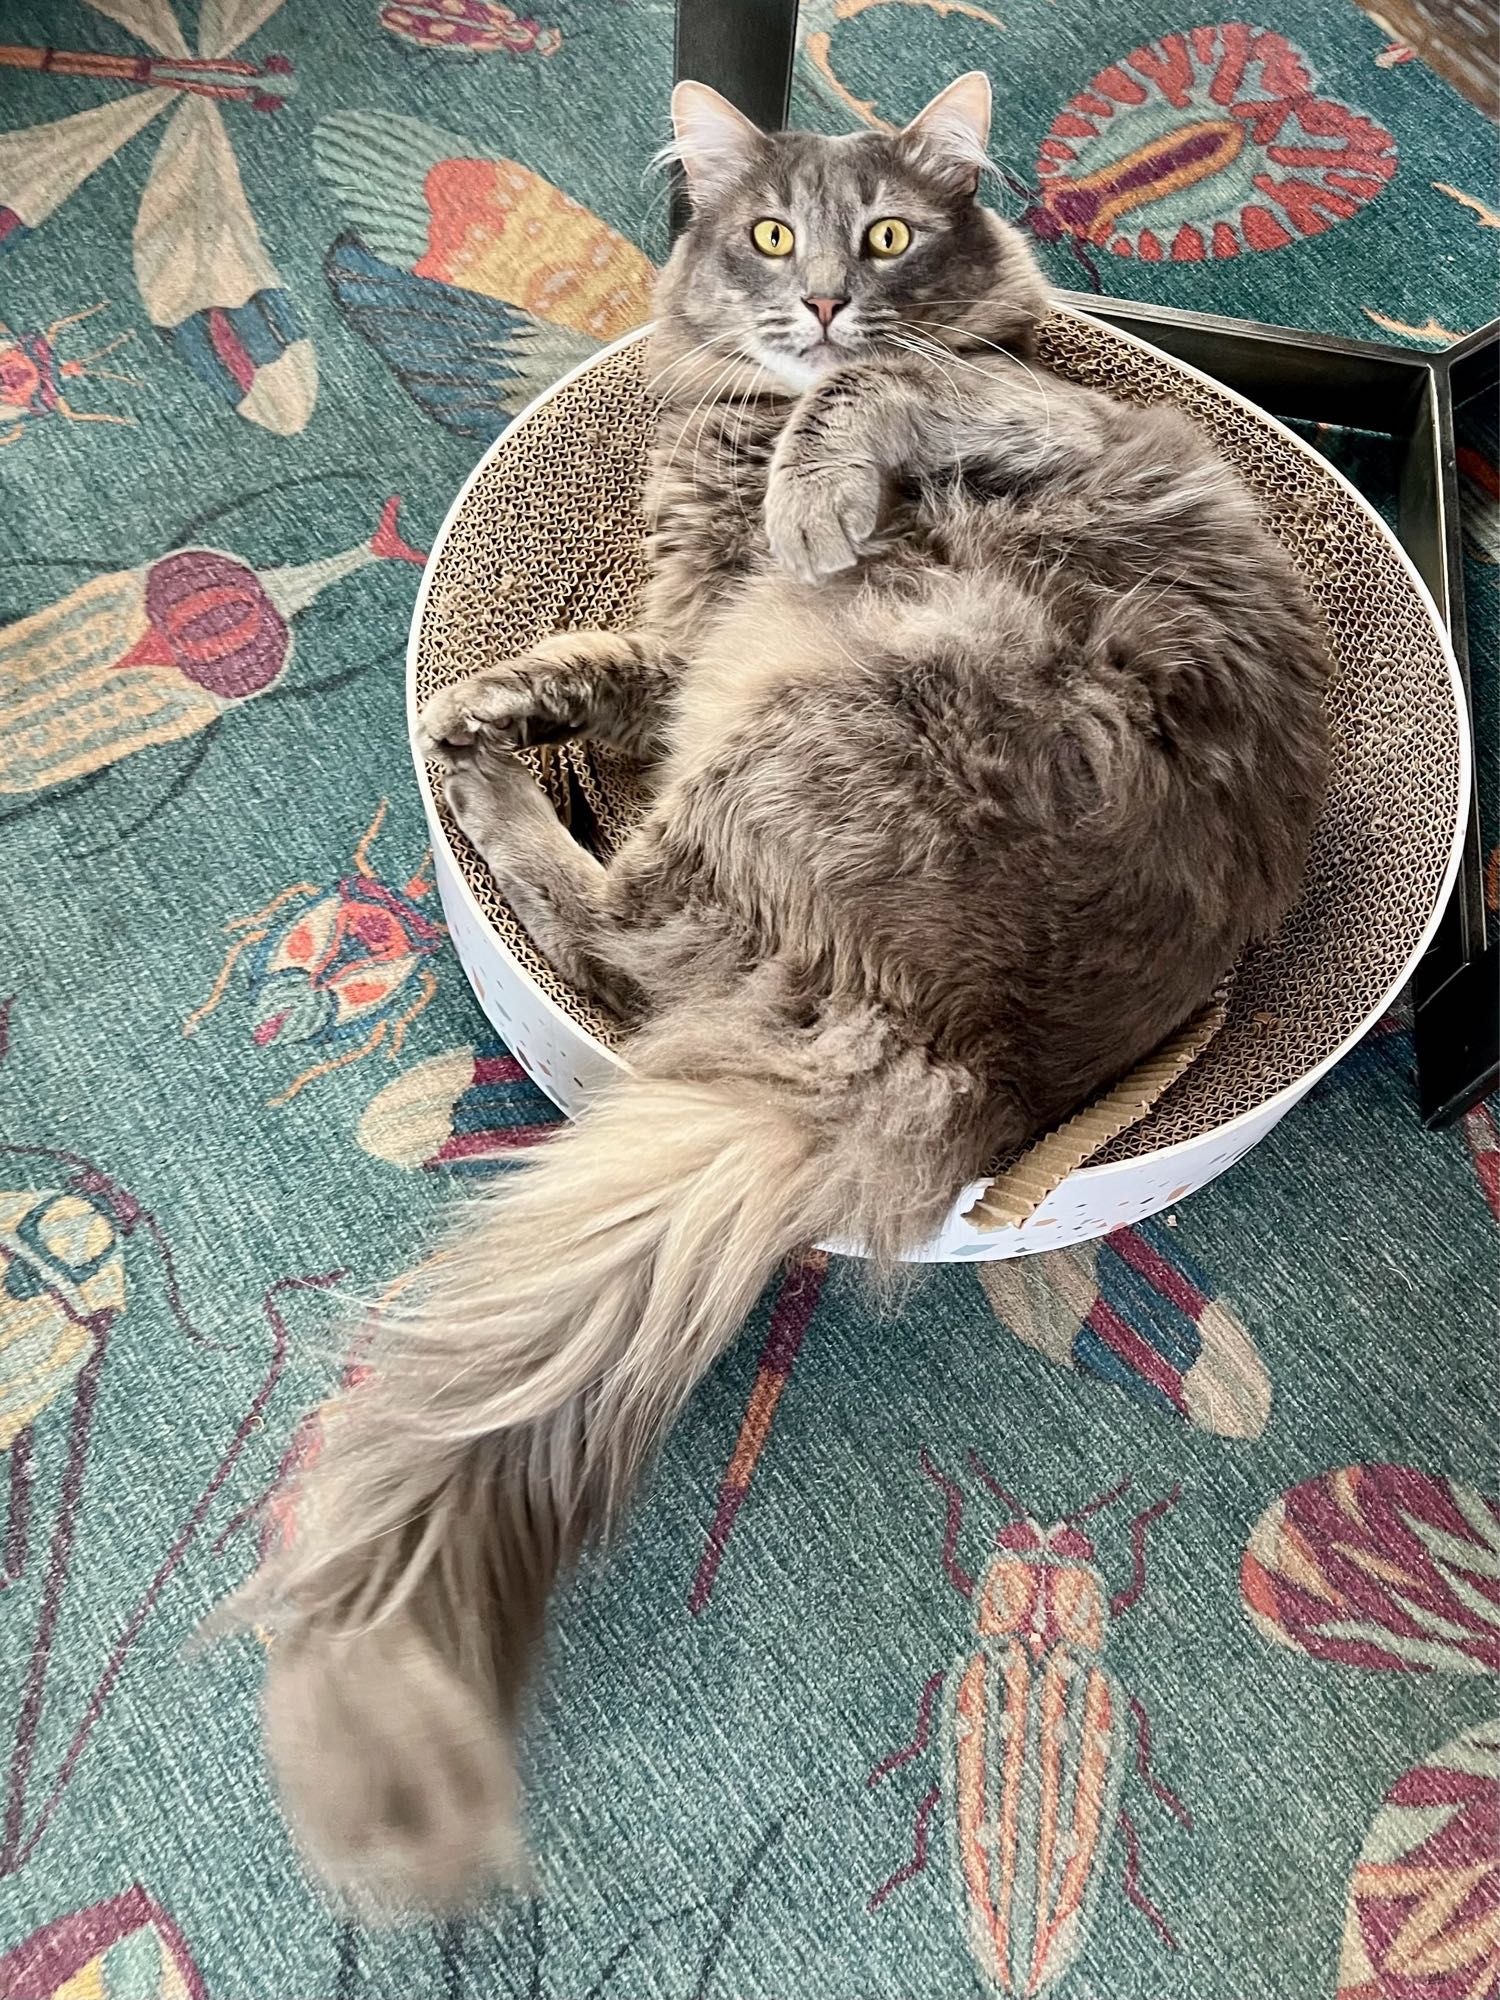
[[1031, 24, 1396, 264], [0, 301, 136, 444], [183, 801, 445, 1105]]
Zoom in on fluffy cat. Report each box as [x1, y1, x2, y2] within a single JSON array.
[[244, 74, 1328, 1908]]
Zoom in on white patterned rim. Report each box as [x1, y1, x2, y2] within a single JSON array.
[[407, 315, 1470, 1263]]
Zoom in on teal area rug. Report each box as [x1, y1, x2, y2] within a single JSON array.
[[0, 4, 1497, 1996]]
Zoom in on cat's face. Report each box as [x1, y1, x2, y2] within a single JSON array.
[[660, 75, 1045, 392]]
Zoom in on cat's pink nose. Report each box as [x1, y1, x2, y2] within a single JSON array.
[[802, 296, 847, 330]]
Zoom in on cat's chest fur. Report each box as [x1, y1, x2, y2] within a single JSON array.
[[641, 389, 933, 778], [643, 395, 787, 645], [646, 392, 862, 777]]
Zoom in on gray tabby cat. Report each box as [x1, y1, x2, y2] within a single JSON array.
[[246, 75, 1328, 1907]]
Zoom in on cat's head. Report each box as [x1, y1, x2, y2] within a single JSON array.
[[655, 74, 1047, 393]]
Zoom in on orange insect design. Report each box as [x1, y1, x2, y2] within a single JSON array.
[[0, 302, 136, 445], [184, 802, 444, 1104], [868, 1452, 1191, 1994]]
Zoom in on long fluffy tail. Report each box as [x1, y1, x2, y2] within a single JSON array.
[[246, 1041, 943, 1911]]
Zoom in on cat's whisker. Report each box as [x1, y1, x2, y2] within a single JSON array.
[[648, 337, 739, 408], [667, 351, 752, 500], [889, 323, 988, 372], [725, 378, 766, 533], [716, 375, 752, 519], [647, 350, 724, 418], [897, 295, 1029, 309], [660, 345, 743, 428], [882, 331, 973, 417], [892, 321, 1058, 475], [718, 361, 773, 509], [903, 319, 1058, 437], [715, 379, 742, 512], [695, 363, 762, 494], [654, 332, 764, 410], [648, 332, 728, 391]]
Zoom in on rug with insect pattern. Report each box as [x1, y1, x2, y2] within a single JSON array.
[[0, 4, 1497, 1997]]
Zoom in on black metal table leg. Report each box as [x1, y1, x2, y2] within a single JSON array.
[[670, 0, 800, 234], [1410, 322, 1499, 1123]]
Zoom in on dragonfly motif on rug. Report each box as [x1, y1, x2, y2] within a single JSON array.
[[0, 0, 316, 433]]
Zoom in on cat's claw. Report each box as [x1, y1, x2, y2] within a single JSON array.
[[764, 462, 881, 586], [417, 664, 575, 766]]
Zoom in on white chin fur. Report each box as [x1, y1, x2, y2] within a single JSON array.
[[749, 340, 850, 394]]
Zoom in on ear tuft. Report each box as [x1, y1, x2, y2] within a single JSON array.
[[665, 81, 767, 202], [899, 71, 994, 196]]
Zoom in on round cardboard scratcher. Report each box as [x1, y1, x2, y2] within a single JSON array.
[[411, 310, 1462, 1185]]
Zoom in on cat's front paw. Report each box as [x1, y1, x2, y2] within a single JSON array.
[[764, 458, 881, 586], [417, 661, 577, 767]]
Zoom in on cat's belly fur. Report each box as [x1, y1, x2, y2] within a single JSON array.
[[616, 582, 1216, 1123], [622, 407, 1324, 1125]]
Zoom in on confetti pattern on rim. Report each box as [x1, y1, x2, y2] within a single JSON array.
[[412, 315, 1461, 1165]]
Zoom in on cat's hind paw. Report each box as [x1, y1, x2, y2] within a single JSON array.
[[441, 749, 553, 878]]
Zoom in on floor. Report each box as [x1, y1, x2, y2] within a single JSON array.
[[0, 3, 1496, 1996]]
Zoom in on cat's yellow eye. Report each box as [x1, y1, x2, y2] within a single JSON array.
[[866, 217, 912, 258], [751, 217, 795, 257]]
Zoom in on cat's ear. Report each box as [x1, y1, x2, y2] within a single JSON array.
[[669, 82, 766, 200], [899, 71, 993, 197]]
